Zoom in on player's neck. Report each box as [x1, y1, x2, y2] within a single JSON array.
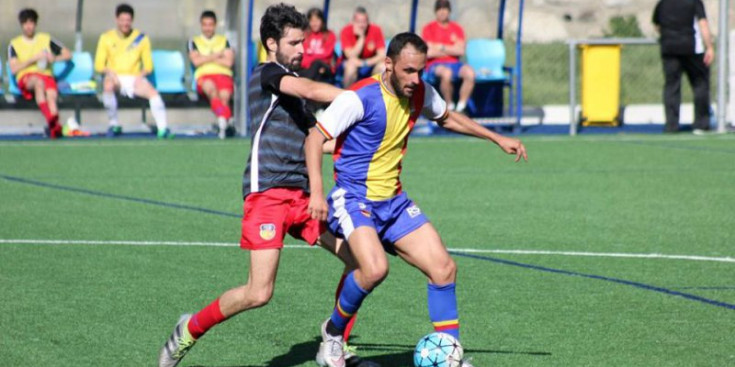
[[23, 33, 36, 41], [380, 72, 398, 98], [437, 19, 450, 27], [117, 29, 133, 38]]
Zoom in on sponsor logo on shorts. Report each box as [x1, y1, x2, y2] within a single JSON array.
[[259, 223, 276, 240], [358, 202, 371, 217], [407, 205, 421, 218]]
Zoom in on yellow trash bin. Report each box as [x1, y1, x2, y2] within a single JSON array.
[[580, 44, 622, 127]]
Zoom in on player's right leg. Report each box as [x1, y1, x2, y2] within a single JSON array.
[[199, 77, 228, 139], [158, 249, 281, 367], [102, 73, 122, 137]]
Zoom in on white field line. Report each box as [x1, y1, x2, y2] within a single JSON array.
[[1, 239, 733, 263]]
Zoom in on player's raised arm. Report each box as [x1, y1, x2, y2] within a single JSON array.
[[279, 75, 343, 103], [436, 111, 528, 162]]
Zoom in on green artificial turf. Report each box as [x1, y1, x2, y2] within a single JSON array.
[[1, 135, 733, 366]]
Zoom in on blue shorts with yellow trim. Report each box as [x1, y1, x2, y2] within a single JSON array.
[[327, 186, 429, 255]]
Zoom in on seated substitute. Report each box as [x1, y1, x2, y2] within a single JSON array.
[[422, 0, 475, 113], [8, 8, 73, 139], [338, 6, 386, 87], [188, 10, 235, 139], [301, 8, 336, 85], [95, 3, 171, 138]]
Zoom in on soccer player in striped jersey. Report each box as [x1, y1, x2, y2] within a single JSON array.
[[188, 10, 235, 139], [94, 3, 171, 138], [305, 32, 528, 367], [8, 8, 71, 139], [158, 4, 377, 367]]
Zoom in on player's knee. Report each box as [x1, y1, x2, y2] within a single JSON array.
[[438, 69, 453, 81], [462, 67, 476, 81], [431, 256, 457, 285], [362, 261, 389, 288], [245, 285, 274, 308]]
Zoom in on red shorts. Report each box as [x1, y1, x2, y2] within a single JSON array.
[[196, 74, 234, 96], [240, 187, 326, 250], [18, 73, 58, 100]]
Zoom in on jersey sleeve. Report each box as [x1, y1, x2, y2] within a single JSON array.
[[187, 39, 197, 53], [421, 81, 448, 121], [260, 63, 290, 93], [141, 36, 153, 73], [225, 39, 231, 49], [694, 0, 706, 20], [8, 45, 17, 59], [374, 26, 386, 50], [50, 39, 65, 56], [94, 35, 107, 73], [315, 91, 364, 140]]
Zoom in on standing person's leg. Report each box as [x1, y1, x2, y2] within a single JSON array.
[[662, 56, 683, 133], [682, 54, 711, 131], [134, 77, 170, 138], [456, 64, 476, 113], [393, 223, 459, 339], [158, 249, 282, 367]]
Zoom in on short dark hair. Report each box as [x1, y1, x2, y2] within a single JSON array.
[[354, 6, 368, 16], [201, 10, 217, 22], [18, 8, 39, 24], [435, 0, 451, 11], [387, 32, 428, 60], [116, 3, 134, 18], [306, 8, 326, 32], [260, 3, 308, 52]]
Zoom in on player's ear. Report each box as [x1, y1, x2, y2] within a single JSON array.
[[266, 37, 278, 54], [384, 56, 393, 73]]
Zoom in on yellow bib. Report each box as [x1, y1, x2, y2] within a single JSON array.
[[10, 33, 54, 79], [191, 34, 233, 79]]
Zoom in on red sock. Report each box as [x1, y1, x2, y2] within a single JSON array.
[[38, 102, 54, 123], [335, 273, 358, 342], [187, 298, 226, 339], [210, 98, 233, 120]]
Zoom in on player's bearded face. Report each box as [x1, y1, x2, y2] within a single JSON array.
[[276, 27, 305, 71], [390, 47, 426, 98]]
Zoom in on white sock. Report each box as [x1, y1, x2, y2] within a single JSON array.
[[456, 100, 467, 112], [149, 95, 168, 131], [448, 102, 456, 111], [102, 92, 118, 126]]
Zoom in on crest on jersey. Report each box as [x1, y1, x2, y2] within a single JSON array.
[[259, 223, 276, 240]]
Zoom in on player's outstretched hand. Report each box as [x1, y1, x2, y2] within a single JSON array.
[[497, 136, 528, 162], [308, 195, 329, 221]]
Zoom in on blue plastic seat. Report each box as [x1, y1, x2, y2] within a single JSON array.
[[0, 57, 4, 95], [151, 50, 186, 94], [53, 52, 96, 95], [6, 61, 22, 96], [466, 38, 510, 82]]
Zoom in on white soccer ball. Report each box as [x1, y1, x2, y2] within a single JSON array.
[[413, 332, 463, 367]]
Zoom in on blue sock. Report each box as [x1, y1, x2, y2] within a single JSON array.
[[428, 283, 460, 340], [330, 271, 370, 331]]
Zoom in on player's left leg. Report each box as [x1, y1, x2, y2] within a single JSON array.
[[44, 87, 63, 139], [134, 77, 171, 138], [393, 223, 459, 339], [456, 64, 476, 113]]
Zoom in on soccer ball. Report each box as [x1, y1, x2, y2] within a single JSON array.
[[413, 332, 463, 367]]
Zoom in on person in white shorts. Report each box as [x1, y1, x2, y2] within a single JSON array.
[[94, 3, 171, 138]]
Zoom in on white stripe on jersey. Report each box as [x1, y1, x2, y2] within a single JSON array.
[[250, 94, 279, 194]]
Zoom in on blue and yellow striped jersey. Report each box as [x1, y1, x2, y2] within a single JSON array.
[[316, 75, 447, 201]]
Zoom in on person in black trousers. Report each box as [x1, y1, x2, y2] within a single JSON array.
[[652, 0, 714, 134]]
